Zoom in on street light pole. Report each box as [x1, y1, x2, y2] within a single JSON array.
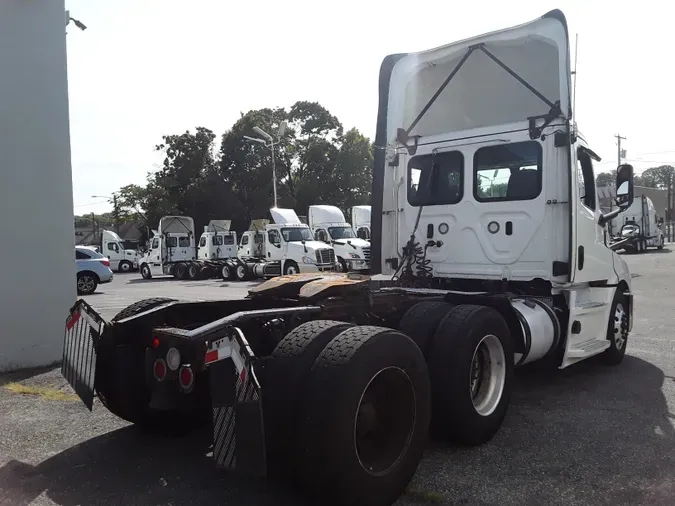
[[92, 193, 120, 234], [245, 122, 287, 209]]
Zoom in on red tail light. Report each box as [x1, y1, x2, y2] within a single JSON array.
[[153, 359, 167, 381], [100, 259, 110, 267], [178, 366, 194, 391]]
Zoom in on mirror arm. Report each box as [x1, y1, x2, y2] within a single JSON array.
[[599, 207, 622, 227]]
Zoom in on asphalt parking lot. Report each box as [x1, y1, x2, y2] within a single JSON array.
[[2, 250, 675, 505]]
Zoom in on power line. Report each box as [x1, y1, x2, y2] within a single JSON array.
[[74, 200, 110, 209]]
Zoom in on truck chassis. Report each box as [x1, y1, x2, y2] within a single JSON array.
[[61, 272, 630, 506]]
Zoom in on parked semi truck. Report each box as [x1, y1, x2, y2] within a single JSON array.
[[62, 10, 636, 506], [139, 216, 237, 280], [609, 195, 664, 253], [97, 230, 140, 272], [219, 208, 337, 281], [308, 205, 371, 272], [351, 204, 371, 240]]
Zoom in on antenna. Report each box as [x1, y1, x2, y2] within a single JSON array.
[[571, 33, 579, 118]]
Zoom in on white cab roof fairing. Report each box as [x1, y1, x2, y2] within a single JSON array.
[[102, 230, 123, 242], [351, 206, 371, 228], [206, 219, 232, 233], [308, 205, 347, 226], [269, 207, 302, 224], [248, 219, 270, 231], [158, 216, 195, 236], [386, 10, 571, 141]]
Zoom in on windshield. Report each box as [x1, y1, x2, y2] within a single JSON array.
[[328, 226, 356, 240], [281, 227, 313, 242]]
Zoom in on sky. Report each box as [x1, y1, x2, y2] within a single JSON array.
[[66, 0, 674, 216]]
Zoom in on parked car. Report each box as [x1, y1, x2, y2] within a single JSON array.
[[75, 245, 113, 295]]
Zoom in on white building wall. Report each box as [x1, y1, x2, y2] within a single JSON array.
[[0, 0, 75, 371]]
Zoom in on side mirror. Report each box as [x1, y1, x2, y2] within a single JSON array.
[[615, 164, 634, 209]]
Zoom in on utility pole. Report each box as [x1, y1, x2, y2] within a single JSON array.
[[113, 194, 120, 234], [615, 134, 626, 168]]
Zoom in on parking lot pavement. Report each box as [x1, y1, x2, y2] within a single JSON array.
[[2, 250, 675, 505]]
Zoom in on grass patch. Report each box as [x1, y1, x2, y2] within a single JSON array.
[[4, 383, 78, 401], [405, 486, 446, 503]]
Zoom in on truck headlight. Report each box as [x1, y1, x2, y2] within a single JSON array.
[[302, 256, 315, 264], [348, 253, 361, 259]]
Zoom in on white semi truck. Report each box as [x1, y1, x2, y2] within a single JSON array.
[[62, 10, 637, 506], [139, 216, 238, 280], [351, 205, 371, 240], [99, 230, 140, 272], [609, 195, 664, 253], [308, 205, 371, 272], [219, 208, 338, 281]]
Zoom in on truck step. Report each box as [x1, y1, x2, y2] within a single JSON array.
[[573, 300, 607, 314], [566, 339, 610, 358]]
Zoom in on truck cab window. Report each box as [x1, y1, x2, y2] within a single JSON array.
[[576, 148, 596, 211], [108, 242, 119, 252], [407, 151, 463, 207], [268, 229, 280, 245], [151, 238, 159, 249], [316, 229, 328, 242], [241, 235, 249, 246], [357, 227, 370, 240], [199, 237, 207, 247], [223, 235, 235, 245], [474, 141, 542, 202], [212, 236, 223, 246], [178, 236, 190, 247], [167, 237, 177, 248]]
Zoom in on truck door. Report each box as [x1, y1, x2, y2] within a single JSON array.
[[106, 241, 121, 269], [150, 237, 163, 275], [266, 229, 283, 261], [641, 196, 650, 237]]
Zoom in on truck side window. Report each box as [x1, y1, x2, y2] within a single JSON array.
[[223, 235, 235, 245], [199, 237, 207, 247], [212, 236, 223, 246], [357, 227, 370, 240], [576, 148, 596, 211], [474, 141, 542, 202], [167, 237, 177, 248], [316, 229, 328, 242], [408, 151, 463, 207], [179, 236, 190, 247], [254, 233, 263, 244], [268, 229, 280, 245], [151, 238, 159, 249], [241, 235, 249, 246], [108, 243, 119, 252]]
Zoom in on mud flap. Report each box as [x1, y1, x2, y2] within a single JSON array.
[[209, 328, 266, 477], [61, 300, 106, 410]]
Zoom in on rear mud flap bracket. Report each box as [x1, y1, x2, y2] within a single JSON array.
[[209, 328, 266, 477]]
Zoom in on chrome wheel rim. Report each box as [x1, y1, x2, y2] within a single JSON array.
[[469, 334, 506, 416], [120, 262, 130, 272], [77, 276, 95, 293], [613, 303, 628, 350]]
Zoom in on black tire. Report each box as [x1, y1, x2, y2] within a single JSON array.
[[118, 260, 133, 273], [175, 263, 188, 279], [337, 257, 348, 273], [111, 297, 177, 322], [76, 272, 98, 295], [140, 263, 152, 279], [298, 326, 430, 506], [599, 288, 629, 366], [658, 237, 665, 250], [398, 300, 454, 357], [283, 260, 299, 275], [269, 320, 355, 473], [187, 263, 199, 280], [428, 304, 514, 446], [235, 263, 248, 281], [221, 264, 233, 280]]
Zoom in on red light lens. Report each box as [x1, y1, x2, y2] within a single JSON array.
[[153, 359, 166, 381], [152, 338, 160, 348], [179, 366, 193, 389], [101, 259, 110, 267]]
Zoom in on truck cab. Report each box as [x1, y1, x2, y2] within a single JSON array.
[[237, 209, 337, 275], [351, 205, 372, 241], [198, 219, 237, 260], [141, 216, 196, 277], [101, 230, 139, 272], [609, 195, 665, 253], [309, 205, 371, 272]]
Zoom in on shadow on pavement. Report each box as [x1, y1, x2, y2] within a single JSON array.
[[0, 426, 310, 506], [1, 356, 674, 505], [0, 364, 61, 387]]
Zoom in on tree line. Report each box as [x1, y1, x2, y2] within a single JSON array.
[[82, 101, 373, 243]]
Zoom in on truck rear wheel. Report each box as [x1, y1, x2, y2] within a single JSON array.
[[428, 304, 514, 446], [235, 263, 248, 281], [398, 300, 454, 357], [221, 264, 234, 280], [111, 297, 176, 322], [187, 263, 200, 280], [298, 326, 430, 506], [175, 262, 188, 279], [269, 320, 354, 473]]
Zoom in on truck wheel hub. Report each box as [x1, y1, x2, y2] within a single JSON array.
[[469, 334, 506, 417]]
